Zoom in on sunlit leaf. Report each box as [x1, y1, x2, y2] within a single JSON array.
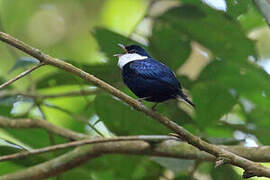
[[0, 139, 24, 150], [225, 0, 249, 19], [198, 61, 270, 94], [36, 62, 121, 88], [149, 22, 192, 70], [95, 94, 170, 135], [64, 155, 163, 180], [192, 81, 237, 126], [238, 5, 266, 32], [158, 4, 256, 62], [0, 162, 24, 176], [152, 157, 194, 174], [211, 165, 241, 180], [193, 59, 270, 126], [94, 27, 145, 59]]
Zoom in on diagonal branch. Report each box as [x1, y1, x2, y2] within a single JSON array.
[[0, 32, 269, 178], [253, 0, 270, 27], [0, 62, 45, 89], [0, 116, 88, 140]]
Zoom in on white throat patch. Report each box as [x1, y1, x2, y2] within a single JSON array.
[[117, 53, 148, 69]]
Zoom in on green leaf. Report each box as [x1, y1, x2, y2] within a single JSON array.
[[152, 157, 194, 174], [3, 129, 54, 149], [95, 94, 170, 135], [0, 105, 12, 117], [0, 139, 24, 151], [1, 0, 41, 35], [192, 58, 270, 126], [192, 81, 237, 126], [246, 107, 270, 144], [149, 22, 191, 70], [0, 77, 12, 90], [211, 165, 241, 180], [174, 175, 194, 180], [36, 70, 84, 89], [0, 162, 24, 176], [0, 128, 33, 151], [93, 27, 145, 59], [158, 4, 256, 62], [225, 0, 250, 19], [70, 155, 163, 180], [158, 101, 194, 125], [36, 62, 121, 88], [238, 5, 266, 32], [198, 61, 270, 94]]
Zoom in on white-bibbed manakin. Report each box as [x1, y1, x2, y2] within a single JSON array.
[[114, 44, 195, 110]]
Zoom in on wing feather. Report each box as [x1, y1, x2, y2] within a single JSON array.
[[129, 59, 181, 90]]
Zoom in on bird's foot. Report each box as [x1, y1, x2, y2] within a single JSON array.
[[137, 97, 147, 106], [138, 100, 144, 106], [138, 97, 151, 104], [151, 103, 159, 111], [169, 133, 183, 141]]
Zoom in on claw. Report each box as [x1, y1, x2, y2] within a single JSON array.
[[151, 103, 159, 111]]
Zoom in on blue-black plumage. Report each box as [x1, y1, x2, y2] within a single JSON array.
[[114, 44, 195, 109]]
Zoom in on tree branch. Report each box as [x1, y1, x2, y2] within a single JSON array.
[[2, 138, 270, 180], [0, 116, 88, 140], [0, 62, 45, 89], [0, 145, 99, 180], [2, 135, 270, 164], [0, 135, 176, 162], [0, 32, 269, 178], [253, 0, 270, 27]]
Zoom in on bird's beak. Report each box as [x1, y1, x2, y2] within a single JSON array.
[[113, 43, 128, 57]]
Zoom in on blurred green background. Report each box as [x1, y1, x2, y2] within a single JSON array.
[[1, 0, 270, 179]]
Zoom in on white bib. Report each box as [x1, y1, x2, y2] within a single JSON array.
[[117, 53, 148, 69]]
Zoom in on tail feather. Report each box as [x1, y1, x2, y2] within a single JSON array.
[[176, 94, 195, 108]]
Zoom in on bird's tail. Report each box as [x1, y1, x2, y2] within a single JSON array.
[[176, 93, 195, 108]]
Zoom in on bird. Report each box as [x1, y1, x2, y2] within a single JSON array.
[[114, 44, 195, 110]]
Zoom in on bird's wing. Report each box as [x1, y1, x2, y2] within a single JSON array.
[[129, 59, 182, 90]]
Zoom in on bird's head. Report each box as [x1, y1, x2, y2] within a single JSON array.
[[114, 44, 150, 57], [114, 44, 150, 69]]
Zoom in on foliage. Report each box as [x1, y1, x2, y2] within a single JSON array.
[[0, 0, 269, 179]]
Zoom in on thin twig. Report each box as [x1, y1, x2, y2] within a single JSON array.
[[0, 13, 37, 90], [253, 0, 270, 27], [0, 135, 175, 162], [0, 116, 88, 140], [36, 104, 57, 146], [35, 103, 62, 180], [0, 32, 270, 178], [0, 62, 45, 89]]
